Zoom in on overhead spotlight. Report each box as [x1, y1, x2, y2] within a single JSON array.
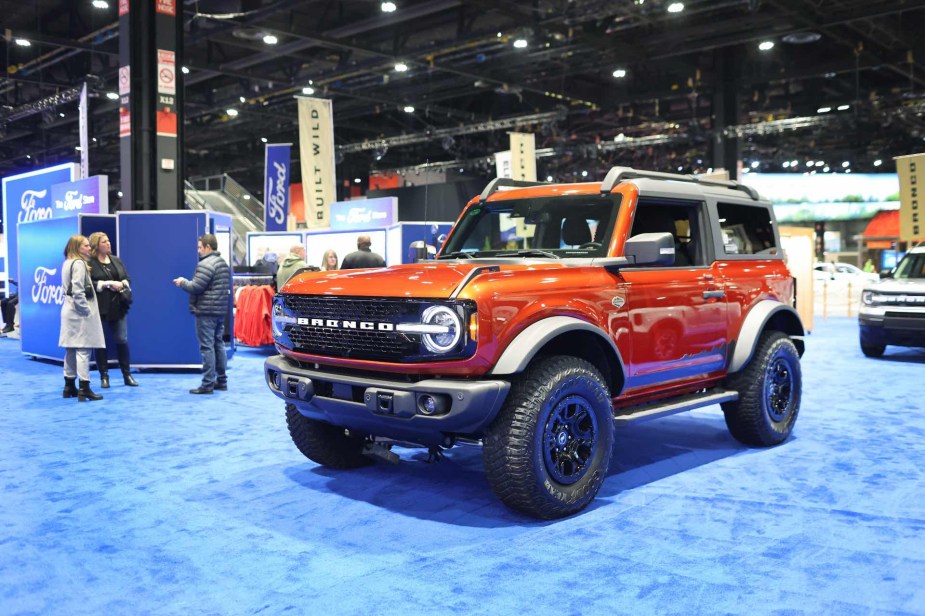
[[837, 104, 850, 111], [806, 160, 814, 167], [181, 66, 190, 74], [815, 161, 825, 167], [817, 106, 831, 113], [790, 160, 798, 167], [546, 175, 553, 182], [226, 108, 239, 117], [823, 166, 830, 172], [14, 38, 31, 47], [394, 62, 408, 72], [243, 195, 251, 200], [783, 161, 790, 168], [758, 41, 774, 51], [59, 112, 65, 118], [873, 159, 883, 167], [513, 39, 528, 48], [117, 191, 123, 198], [262, 34, 278, 45], [750, 160, 760, 169], [354, 178, 362, 184], [403, 105, 415, 113], [667, 2, 684, 13], [91, 0, 109, 8], [239, 96, 246, 103], [374, 145, 388, 161], [260, 137, 268, 143], [381, 1, 397, 12], [106, 92, 119, 100], [842, 161, 850, 168], [581, 170, 588, 177], [302, 86, 315, 95], [612, 68, 627, 78]]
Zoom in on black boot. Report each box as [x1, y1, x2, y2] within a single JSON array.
[[117, 343, 138, 386], [63, 376, 78, 399], [78, 379, 103, 402], [96, 348, 110, 388]]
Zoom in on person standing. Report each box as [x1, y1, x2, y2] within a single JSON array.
[[59, 235, 105, 402], [173, 234, 231, 395], [321, 248, 339, 271], [340, 235, 386, 269], [275, 244, 307, 288], [88, 232, 139, 388]]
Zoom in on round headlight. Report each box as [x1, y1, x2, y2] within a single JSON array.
[[861, 290, 874, 305], [272, 300, 296, 338], [421, 305, 461, 353]]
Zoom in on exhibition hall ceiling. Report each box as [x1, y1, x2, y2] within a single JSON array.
[[1, 0, 924, 191]]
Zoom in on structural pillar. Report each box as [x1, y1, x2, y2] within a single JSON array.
[[712, 47, 740, 181], [118, 0, 184, 211]]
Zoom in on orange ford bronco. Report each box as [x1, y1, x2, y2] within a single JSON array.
[[265, 167, 805, 519]]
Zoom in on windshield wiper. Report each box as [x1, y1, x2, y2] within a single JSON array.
[[498, 249, 561, 259], [438, 251, 475, 259]]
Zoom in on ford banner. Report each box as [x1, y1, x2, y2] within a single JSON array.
[[264, 143, 291, 232], [50, 176, 109, 217], [1, 162, 78, 297]]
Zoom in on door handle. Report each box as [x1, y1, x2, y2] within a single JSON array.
[[703, 290, 725, 300]]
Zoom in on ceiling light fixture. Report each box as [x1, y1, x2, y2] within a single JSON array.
[[817, 106, 831, 113], [261, 137, 268, 143], [394, 62, 408, 72], [513, 39, 528, 48], [106, 92, 119, 100], [837, 104, 850, 111], [14, 38, 31, 47], [181, 66, 190, 74], [302, 86, 315, 95], [226, 109, 239, 117], [842, 161, 850, 168], [403, 105, 415, 113], [262, 34, 278, 45], [873, 159, 883, 167], [239, 96, 246, 103], [758, 41, 774, 51], [381, 1, 397, 12], [91, 0, 109, 8], [667, 2, 684, 13], [612, 68, 627, 78]]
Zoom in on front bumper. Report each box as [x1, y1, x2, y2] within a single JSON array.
[[859, 312, 925, 348], [264, 355, 510, 446]]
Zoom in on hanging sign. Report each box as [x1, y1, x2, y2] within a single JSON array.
[[297, 96, 336, 229], [264, 144, 292, 232], [895, 153, 925, 243]]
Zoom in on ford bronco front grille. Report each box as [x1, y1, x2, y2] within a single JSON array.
[[281, 296, 423, 361]]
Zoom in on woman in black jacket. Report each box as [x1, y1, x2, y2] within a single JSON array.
[[88, 232, 139, 388]]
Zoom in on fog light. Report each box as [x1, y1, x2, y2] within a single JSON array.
[[271, 371, 282, 389], [417, 394, 449, 416]]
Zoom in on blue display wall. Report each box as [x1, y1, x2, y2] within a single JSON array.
[[18, 214, 115, 360], [118, 211, 234, 367]]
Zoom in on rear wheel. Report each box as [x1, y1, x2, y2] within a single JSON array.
[[722, 331, 801, 447], [483, 356, 613, 519], [285, 404, 373, 469]]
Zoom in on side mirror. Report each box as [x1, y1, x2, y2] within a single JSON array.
[[625, 232, 675, 266], [409, 240, 429, 262], [879, 269, 893, 279]]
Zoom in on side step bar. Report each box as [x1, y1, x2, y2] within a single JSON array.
[[613, 388, 738, 427]]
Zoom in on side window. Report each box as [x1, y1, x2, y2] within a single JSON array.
[[718, 202, 777, 255], [631, 199, 706, 266]]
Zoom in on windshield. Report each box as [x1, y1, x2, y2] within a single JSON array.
[[894, 251, 925, 279], [440, 194, 621, 259]]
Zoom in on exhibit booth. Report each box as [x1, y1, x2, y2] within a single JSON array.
[[17, 210, 235, 368]]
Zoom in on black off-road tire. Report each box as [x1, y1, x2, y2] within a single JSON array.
[[860, 341, 885, 358], [722, 331, 802, 447], [285, 404, 373, 469], [483, 356, 614, 519]]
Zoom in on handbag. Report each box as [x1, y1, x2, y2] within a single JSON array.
[[120, 286, 134, 307]]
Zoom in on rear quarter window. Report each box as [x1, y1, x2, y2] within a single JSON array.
[[717, 202, 777, 255]]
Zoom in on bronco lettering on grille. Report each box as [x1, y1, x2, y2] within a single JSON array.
[[296, 317, 395, 331]]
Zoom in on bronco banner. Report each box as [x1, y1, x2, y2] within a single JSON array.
[[895, 153, 925, 243], [263, 144, 291, 232], [297, 96, 336, 229], [1, 162, 78, 298]]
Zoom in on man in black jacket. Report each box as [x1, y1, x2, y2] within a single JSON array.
[[340, 234, 386, 269], [173, 234, 231, 394]]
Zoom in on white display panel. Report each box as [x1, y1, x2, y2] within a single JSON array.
[[246, 232, 304, 266], [304, 229, 387, 270]]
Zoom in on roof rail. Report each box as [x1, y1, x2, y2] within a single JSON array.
[[599, 166, 760, 200], [479, 177, 547, 203]]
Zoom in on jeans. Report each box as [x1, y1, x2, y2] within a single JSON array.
[[195, 315, 227, 388]]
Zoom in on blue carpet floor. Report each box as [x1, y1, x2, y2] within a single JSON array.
[[1, 317, 923, 615]]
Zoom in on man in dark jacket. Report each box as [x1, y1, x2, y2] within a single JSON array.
[[173, 234, 231, 394], [340, 234, 386, 269]]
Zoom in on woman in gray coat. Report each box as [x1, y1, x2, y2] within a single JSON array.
[[59, 235, 106, 401]]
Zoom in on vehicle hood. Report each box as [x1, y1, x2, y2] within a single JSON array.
[[280, 260, 572, 298], [863, 278, 925, 294]]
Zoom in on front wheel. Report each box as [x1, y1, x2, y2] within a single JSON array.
[[285, 404, 373, 469], [483, 356, 614, 519], [860, 341, 885, 358], [722, 331, 802, 447]]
